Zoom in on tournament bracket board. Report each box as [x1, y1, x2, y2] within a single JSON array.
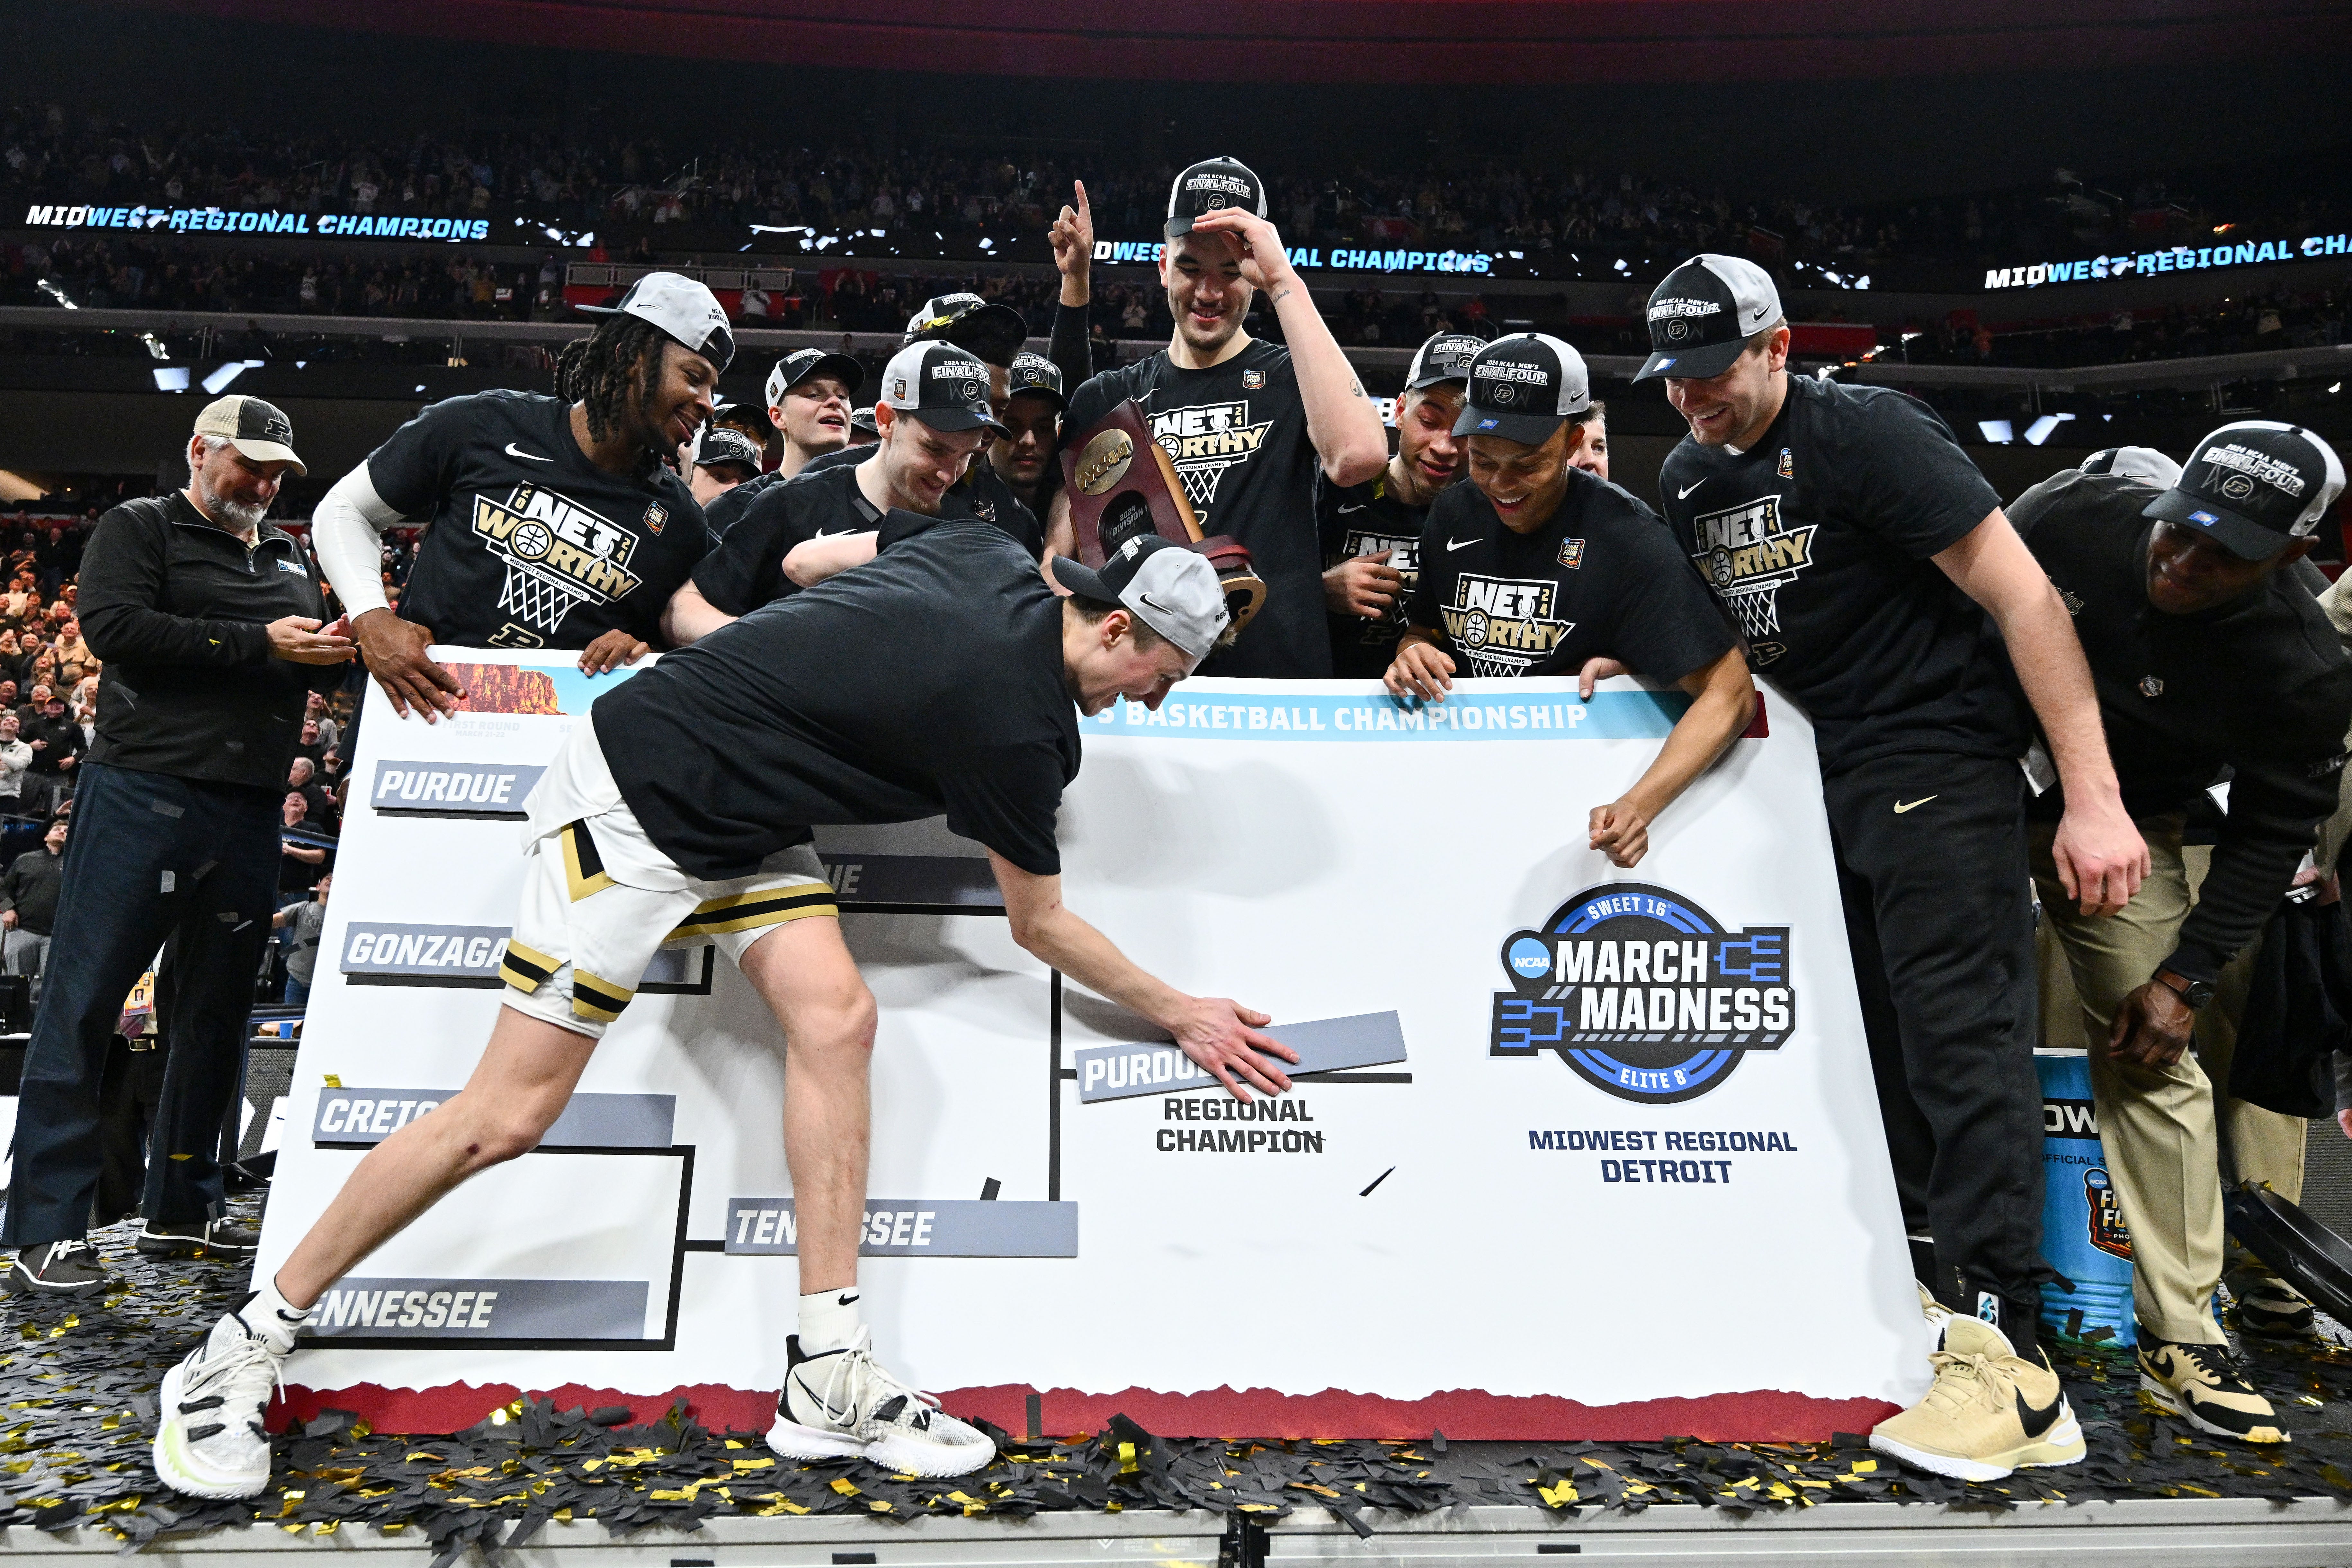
[[262, 651, 1929, 1440]]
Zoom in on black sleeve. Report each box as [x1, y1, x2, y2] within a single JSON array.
[[702, 479, 757, 539], [1843, 391, 2003, 558], [636, 494, 710, 642], [1405, 496, 1457, 632], [1048, 300, 1092, 400], [78, 506, 272, 668], [2169, 679, 2352, 981], [691, 486, 799, 616], [941, 741, 1067, 876], [363, 396, 469, 519], [998, 496, 1044, 560], [876, 510, 948, 552], [1598, 512, 1740, 685], [1063, 367, 1121, 441]]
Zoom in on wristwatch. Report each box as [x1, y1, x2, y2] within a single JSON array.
[[2153, 969, 2216, 1010]]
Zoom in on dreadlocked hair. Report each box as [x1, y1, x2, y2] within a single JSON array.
[[555, 316, 669, 467]]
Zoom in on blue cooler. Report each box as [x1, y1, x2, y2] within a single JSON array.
[[2036, 1049, 2138, 1348]]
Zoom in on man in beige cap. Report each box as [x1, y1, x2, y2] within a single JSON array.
[[1, 396, 353, 1297]]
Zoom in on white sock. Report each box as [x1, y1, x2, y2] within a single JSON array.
[[798, 1287, 863, 1354], [241, 1274, 311, 1356]]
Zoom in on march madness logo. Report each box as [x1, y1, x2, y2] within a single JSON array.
[[1150, 401, 1273, 522], [470, 484, 646, 646], [1689, 494, 1816, 652], [1490, 883, 1793, 1105], [1439, 573, 1571, 677]]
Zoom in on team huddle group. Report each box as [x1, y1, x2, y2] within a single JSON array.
[[10, 156, 2343, 1499]]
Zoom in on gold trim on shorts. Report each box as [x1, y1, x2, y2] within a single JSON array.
[[499, 939, 559, 994], [666, 884, 839, 940], [562, 821, 616, 902], [570, 968, 635, 1023]]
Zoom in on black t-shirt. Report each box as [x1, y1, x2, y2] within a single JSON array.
[[1408, 473, 1735, 684], [799, 442, 1044, 559], [1317, 466, 1434, 680], [597, 515, 1081, 881], [1657, 378, 2022, 773], [1066, 339, 1329, 679], [367, 391, 709, 650], [2012, 468, 2352, 979], [692, 462, 881, 616], [703, 468, 782, 538]]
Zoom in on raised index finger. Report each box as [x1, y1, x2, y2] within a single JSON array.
[[1074, 178, 1090, 222]]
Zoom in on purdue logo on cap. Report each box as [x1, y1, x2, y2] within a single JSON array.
[[1489, 382, 1518, 405], [2221, 474, 2256, 500], [1666, 320, 1689, 342]]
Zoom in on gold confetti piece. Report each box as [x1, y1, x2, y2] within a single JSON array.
[[731, 1457, 774, 1470], [323, 1074, 343, 1088], [830, 1478, 863, 1496], [1535, 1480, 1576, 1507]]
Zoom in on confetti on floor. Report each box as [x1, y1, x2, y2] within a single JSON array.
[[3, 1199, 2351, 1562]]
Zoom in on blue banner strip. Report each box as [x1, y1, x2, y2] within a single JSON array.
[[1085, 688, 1685, 742]]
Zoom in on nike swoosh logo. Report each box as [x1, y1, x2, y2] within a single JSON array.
[[505, 443, 550, 461], [810, 529, 861, 539], [1337, 503, 1371, 515], [1893, 796, 1937, 814], [2014, 1385, 2062, 1440], [1445, 537, 1480, 551], [1677, 479, 1706, 499], [791, 1370, 856, 1425]]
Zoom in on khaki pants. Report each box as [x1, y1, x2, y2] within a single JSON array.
[[2181, 843, 2309, 1204], [2031, 818, 2226, 1345]]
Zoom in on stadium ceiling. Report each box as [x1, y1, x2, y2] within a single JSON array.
[[121, 0, 2352, 83]]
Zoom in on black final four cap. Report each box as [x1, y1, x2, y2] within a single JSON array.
[[1406, 331, 1484, 390], [904, 291, 1028, 368], [2145, 420, 2346, 560], [1166, 156, 1266, 237], [877, 341, 1008, 437], [1633, 253, 1784, 382], [1007, 351, 1066, 409], [1452, 333, 1592, 446]]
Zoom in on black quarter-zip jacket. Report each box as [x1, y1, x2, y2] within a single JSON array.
[[2011, 468, 2352, 982], [77, 492, 342, 791]]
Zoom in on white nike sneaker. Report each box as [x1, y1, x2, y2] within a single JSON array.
[[767, 1327, 995, 1477], [152, 1307, 289, 1499]]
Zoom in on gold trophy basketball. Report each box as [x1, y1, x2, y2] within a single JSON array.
[[1062, 400, 1265, 647]]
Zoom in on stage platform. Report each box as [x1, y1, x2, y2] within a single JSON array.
[[8, 1494, 2352, 1568], [5, 1200, 2352, 1566]]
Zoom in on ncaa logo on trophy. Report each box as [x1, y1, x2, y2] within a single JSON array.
[[1489, 882, 1795, 1105]]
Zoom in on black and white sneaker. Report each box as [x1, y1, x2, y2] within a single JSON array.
[[766, 1328, 995, 1477], [137, 1219, 260, 1259], [4, 1238, 111, 1297], [152, 1307, 289, 1499]]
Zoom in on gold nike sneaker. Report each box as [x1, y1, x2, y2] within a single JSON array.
[[1870, 1315, 2086, 1482], [2137, 1337, 2289, 1444]]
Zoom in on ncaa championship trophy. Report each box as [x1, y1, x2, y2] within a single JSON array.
[[1061, 399, 1266, 647]]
